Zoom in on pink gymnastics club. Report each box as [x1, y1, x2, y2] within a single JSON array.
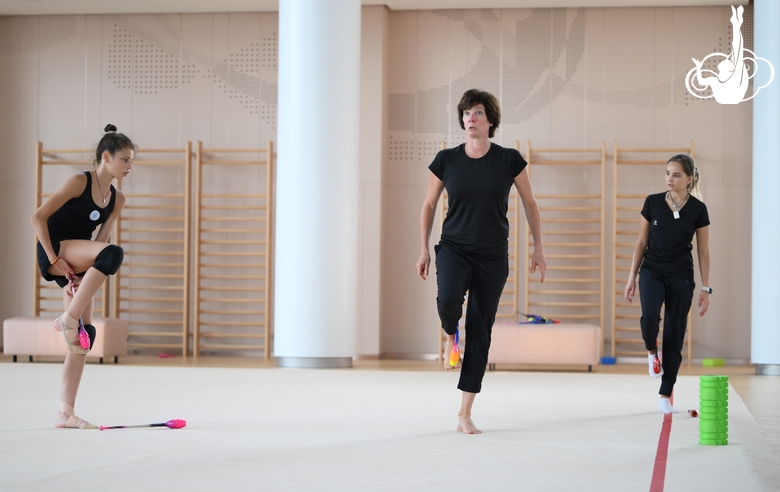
[[78, 318, 90, 350], [99, 419, 186, 431]]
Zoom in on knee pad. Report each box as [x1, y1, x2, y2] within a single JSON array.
[[94, 245, 124, 276], [83, 324, 96, 350]]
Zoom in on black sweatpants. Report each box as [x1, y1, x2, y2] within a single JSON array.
[[435, 242, 508, 394], [639, 267, 694, 397]]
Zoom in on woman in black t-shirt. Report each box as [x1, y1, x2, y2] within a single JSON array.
[[416, 89, 546, 434], [624, 154, 711, 414], [31, 124, 134, 429]]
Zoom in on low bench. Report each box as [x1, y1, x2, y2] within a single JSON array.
[[488, 323, 602, 371], [3, 316, 128, 364]]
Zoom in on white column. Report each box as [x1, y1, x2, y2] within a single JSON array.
[[275, 0, 361, 368], [752, 0, 780, 375]]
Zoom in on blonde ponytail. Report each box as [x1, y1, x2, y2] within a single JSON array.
[[689, 166, 702, 200], [668, 154, 701, 201]]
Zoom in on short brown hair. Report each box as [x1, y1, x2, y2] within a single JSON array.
[[457, 89, 501, 138]]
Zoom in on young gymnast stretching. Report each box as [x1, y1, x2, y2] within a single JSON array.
[[624, 154, 711, 414], [416, 89, 546, 434], [31, 124, 134, 428]]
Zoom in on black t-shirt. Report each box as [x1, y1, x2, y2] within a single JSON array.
[[640, 192, 710, 280], [429, 143, 526, 258]]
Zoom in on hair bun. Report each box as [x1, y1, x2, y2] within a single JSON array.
[[104, 124, 118, 134]]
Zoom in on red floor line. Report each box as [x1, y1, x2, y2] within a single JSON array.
[[649, 396, 674, 492]]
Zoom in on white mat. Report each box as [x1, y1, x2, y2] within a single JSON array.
[[0, 364, 778, 491]]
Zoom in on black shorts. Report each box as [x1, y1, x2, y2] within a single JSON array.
[[37, 241, 71, 289]]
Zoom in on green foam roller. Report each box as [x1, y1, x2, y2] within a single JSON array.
[[699, 431, 728, 440], [699, 415, 728, 423], [700, 438, 728, 446], [700, 401, 728, 409], [699, 408, 729, 420], [700, 385, 728, 392], [700, 376, 728, 383], [700, 381, 728, 389], [700, 420, 728, 433], [699, 415, 729, 427], [699, 428, 728, 437], [700, 392, 728, 399], [700, 393, 728, 399], [700, 399, 728, 407], [700, 389, 728, 400], [699, 408, 728, 416], [702, 358, 725, 367], [700, 375, 728, 382], [700, 414, 728, 421], [700, 392, 728, 398], [699, 410, 728, 416], [699, 401, 729, 415], [699, 399, 728, 407], [700, 386, 728, 395]]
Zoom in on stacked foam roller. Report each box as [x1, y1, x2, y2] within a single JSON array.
[[699, 375, 728, 445]]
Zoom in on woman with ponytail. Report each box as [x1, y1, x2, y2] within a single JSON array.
[[31, 124, 134, 428], [623, 154, 711, 414]]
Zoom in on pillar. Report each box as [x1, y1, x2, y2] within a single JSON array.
[[751, 0, 780, 375], [274, 0, 361, 368]]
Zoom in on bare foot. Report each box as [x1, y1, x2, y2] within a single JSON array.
[[456, 413, 481, 434], [443, 338, 462, 370]]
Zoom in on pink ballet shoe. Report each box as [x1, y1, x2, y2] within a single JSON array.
[[55, 402, 97, 429], [53, 316, 89, 355]]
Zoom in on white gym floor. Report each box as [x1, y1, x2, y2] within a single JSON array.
[[1, 358, 778, 491]]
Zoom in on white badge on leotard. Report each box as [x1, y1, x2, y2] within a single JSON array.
[[673, 211, 680, 220], [89, 210, 100, 221]]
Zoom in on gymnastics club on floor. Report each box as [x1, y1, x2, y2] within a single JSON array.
[[99, 419, 186, 431]]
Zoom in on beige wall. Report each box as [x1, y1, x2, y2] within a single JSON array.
[[0, 5, 753, 360], [359, 5, 390, 356], [0, 12, 281, 353], [381, 6, 752, 359]]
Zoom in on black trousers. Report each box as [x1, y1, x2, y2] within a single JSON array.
[[639, 267, 694, 397], [435, 242, 508, 394]]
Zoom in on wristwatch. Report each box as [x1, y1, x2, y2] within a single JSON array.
[[701, 286, 713, 294]]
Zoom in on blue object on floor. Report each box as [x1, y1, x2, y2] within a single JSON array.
[[601, 356, 616, 365]]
